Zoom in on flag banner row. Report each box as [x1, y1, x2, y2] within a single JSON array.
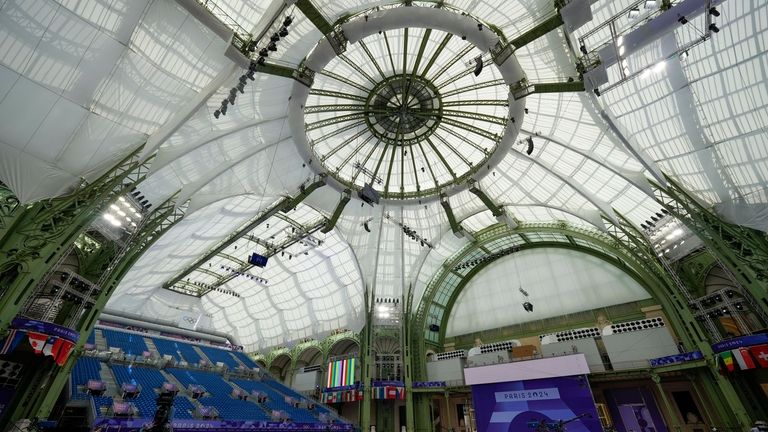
[[321, 389, 363, 403], [716, 344, 768, 374], [0, 327, 75, 366], [372, 386, 406, 400]]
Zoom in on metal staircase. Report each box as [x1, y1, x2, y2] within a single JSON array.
[[94, 329, 107, 351], [143, 337, 160, 358], [193, 346, 213, 365], [98, 363, 118, 397]]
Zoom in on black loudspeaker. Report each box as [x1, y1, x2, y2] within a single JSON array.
[[429, 324, 440, 332]]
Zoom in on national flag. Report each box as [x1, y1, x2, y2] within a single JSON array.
[[28, 332, 48, 354], [52, 339, 75, 366], [749, 344, 768, 368], [0, 329, 26, 355], [720, 351, 735, 372], [386, 386, 397, 399], [732, 348, 757, 370], [42, 336, 57, 357]]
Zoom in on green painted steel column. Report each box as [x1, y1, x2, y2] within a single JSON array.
[[21, 197, 184, 422], [360, 297, 373, 431], [0, 149, 144, 333]]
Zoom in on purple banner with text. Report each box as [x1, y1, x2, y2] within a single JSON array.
[[91, 418, 355, 432], [471, 375, 601, 432]]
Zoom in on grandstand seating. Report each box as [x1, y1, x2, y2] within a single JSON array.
[[168, 368, 271, 421], [70, 357, 113, 412], [199, 346, 241, 369], [68, 328, 341, 424], [87, 330, 96, 345], [232, 351, 259, 369], [102, 329, 148, 356], [110, 364, 194, 419], [152, 337, 203, 364], [231, 379, 320, 423]]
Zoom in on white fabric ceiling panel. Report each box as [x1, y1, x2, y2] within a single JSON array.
[[446, 248, 651, 337], [55, 0, 151, 44]]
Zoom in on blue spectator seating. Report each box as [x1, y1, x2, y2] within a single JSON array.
[[168, 368, 271, 421], [102, 329, 148, 356], [151, 337, 202, 364], [199, 346, 240, 369], [70, 357, 113, 412], [232, 351, 259, 368], [87, 330, 96, 345], [231, 379, 320, 423], [110, 364, 194, 419]]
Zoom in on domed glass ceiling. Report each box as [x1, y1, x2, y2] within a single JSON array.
[[304, 27, 509, 199], [1, 0, 766, 351]]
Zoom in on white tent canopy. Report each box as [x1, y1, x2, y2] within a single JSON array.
[[1, 0, 766, 351]]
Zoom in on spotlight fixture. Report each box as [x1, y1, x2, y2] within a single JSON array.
[[270, 33, 280, 42], [477, 23, 483, 31], [525, 136, 534, 155], [461, 34, 466, 40], [257, 56, 266, 66], [593, 88, 601, 97], [283, 16, 293, 27], [709, 7, 720, 17], [279, 26, 289, 38], [267, 41, 277, 52], [579, 43, 587, 55], [522, 301, 534, 312], [220, 103, 228, 115], [259, 48, 269, 57], [214, 109, 221, 119], [677, 15, 688, 25], [708, 23, 719, 33]]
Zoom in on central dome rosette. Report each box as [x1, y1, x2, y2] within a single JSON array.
[[289, 7, 527, 202]]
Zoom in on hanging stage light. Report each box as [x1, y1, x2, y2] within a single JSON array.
[[279, 27, 289, 38], [214, 109, 221, 119], [259, 48, 269, 58], [270, 33, 280, 42], [709, 7, 720, 17], [267, 41, 278, 51], [473, 56, 483, 77], [236, 83, 245, 93], [522, 301, 534, 312], [677, 15, 688, 25], [257, 56, 266, 66], [525, 136, 534, 155], [709, 23, 719, 33], [283, 16, 293, 27], [579, 43, 587, 55]]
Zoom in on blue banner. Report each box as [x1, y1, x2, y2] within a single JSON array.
[[412, 381, 446, 388], [711, 334, 768, 353], [649, 351, 703, 367], [11, 317, 79, 343], [92, 419, 355, 431]]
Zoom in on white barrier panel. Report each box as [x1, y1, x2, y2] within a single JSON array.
[[464, 354, 590, 386]]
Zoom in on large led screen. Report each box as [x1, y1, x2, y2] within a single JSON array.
[[471, 375, 602, 432], [326, 357, 356, 388]]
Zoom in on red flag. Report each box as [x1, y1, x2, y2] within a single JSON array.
[[749, 344, 768, 368], [28, 332, 47, 354], [52, 339, 75, 366], [386, 386, 397, 399], [732, 348, 757, 370]]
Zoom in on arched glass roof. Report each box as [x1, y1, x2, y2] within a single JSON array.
[[1, 0, 766, 351]]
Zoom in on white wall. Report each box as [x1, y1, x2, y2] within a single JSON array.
[[446, 248, 651, 337]]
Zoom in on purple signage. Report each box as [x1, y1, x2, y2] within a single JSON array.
[[471, 375, 601, 432], [10, 317, 79, 343], [711, 333, 768, 353], [649, 351, 703, 367], [93, 419, 356, 432]]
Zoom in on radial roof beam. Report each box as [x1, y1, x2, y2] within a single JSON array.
[[440, 194, 465, 238], [509, 14, 564, 50], [322, 189, 351, 234], [296, 0, 334, 35], [511, 80, 585, 100], [281, 178, 327, 212], [468, 181, 504, 218]]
